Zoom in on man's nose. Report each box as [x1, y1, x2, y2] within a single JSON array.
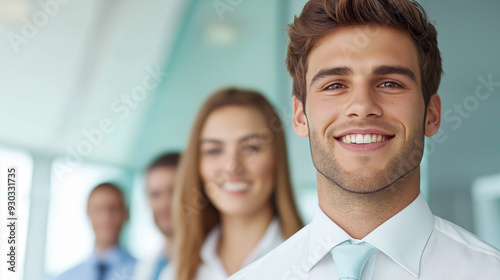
[[344, 84, 383, 119]]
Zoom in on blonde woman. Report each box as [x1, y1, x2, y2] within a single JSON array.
[[160, 88, 303, 280]]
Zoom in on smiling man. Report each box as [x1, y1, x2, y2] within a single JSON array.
[[228, 0, 500, 279]]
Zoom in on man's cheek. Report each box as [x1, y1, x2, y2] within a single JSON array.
[[309, 101, 336, 121]]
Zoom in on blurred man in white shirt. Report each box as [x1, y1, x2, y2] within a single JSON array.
[[133, 152, 180, 280]]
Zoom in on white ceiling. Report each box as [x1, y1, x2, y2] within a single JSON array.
[[0, 0, 188, 167]]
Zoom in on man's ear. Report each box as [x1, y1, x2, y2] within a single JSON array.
[[425, 93, 441, 137], [293, 96, 309, 137]]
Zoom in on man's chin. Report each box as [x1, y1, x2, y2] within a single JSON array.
[[336, 182, 391, 195], [159, 227, 173, 238], [329, 172, 393, 194]]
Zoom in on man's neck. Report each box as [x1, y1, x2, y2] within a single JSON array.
[[95, 241, 117, 255], [164, 235, 172, 258], [317, 169, 420, 239]]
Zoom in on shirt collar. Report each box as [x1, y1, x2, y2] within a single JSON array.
[[305, 193, 434, 277], [363, 193, 434, 277], [201, 217, 283, 270], [200, 224, 225, 273], [243, 217, 283, 266], [304, 206, 352, 272], [90, 245, 126, 267]]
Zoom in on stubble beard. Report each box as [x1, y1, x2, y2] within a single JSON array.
[[309, 120, 425, 196]]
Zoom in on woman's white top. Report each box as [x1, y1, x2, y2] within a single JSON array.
[[160, 218, 283, 280]]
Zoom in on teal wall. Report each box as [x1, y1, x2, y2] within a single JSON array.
[[133, 0, 280, 159], [423, 0, 500, 232]]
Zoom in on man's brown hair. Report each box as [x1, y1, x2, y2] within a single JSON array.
[[286, 0, 442, 109], [146, 152, 181, 172]]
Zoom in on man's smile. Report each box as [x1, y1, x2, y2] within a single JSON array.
[[336, 133, 393, 144], [334, 128, 395, 149], [333, 129, 395, 152]]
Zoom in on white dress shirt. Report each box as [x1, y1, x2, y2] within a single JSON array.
[[229, 193, 500, 280], [132, 248, 167, 280], [160, 218, 283, 280]]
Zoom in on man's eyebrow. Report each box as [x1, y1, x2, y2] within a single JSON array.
[[373, 65, 417, 83], [309, 67, 353, 89]]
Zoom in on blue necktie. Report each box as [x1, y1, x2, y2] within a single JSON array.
[[152, 256, 168, 280], [331, 241, 378, 280], [97, 262, 108, 280]]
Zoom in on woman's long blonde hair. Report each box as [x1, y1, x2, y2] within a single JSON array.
[[173, 88, 303, 280]]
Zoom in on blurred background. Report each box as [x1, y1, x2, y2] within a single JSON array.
[[0, 0, 499, 279]]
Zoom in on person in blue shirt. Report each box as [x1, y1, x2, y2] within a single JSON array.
[[55, 183, 136, 280]]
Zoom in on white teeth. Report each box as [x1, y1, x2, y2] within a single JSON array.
[[356, 134, 364, 144], [339, 134, 391, 144], [222, 182, 249, 192], [363, 135, 371, 144]]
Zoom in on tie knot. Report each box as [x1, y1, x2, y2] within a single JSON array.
[[331, 242, 378, 280]]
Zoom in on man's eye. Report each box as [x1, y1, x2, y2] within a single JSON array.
[[379, 81, 401, 88], [325, 83, 347, 90]]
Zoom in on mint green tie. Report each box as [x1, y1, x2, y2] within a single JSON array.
[[331, 241, 378, 280]]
